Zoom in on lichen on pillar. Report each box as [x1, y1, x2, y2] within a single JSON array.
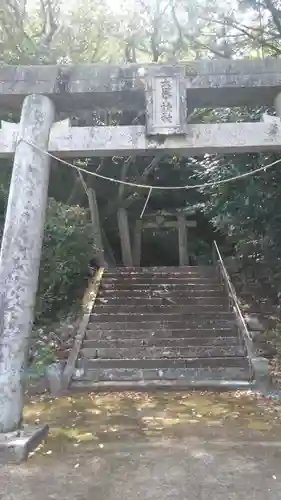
[[0, 94, 55, 433]]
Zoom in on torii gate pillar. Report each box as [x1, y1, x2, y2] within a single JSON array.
[[274, 92, 281, 118], [0, 94, 55, 433]]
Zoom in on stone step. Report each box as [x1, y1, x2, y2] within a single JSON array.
[[95, 297, 229, 306], [101, 282, 223, 290], [78, 356, 248, 370], [92, 304, 229, 314], [80, 345, 244, 359], [88, 318, 236, 329], [101, 284, 223, 292], [102, 277, 220, 285], [86, 326, 237, 338], [90, 312, 234, 323], [113, 266, 216, 273], [105, 270, 218, 278], [83, 336, 240, 348], [73, 364, 249, 383], [99, 289, 226, 298], [71, 378, 252, 391]]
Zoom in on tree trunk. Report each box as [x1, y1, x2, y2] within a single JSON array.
[[87, 187, 105, 266], [117, 208, 133, 266]]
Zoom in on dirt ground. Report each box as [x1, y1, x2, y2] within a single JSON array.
[[2, 391, 281, 499]]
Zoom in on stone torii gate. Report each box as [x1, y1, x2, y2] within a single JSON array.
[[130, 210, 197, 267], [1, 58, 281, 448]]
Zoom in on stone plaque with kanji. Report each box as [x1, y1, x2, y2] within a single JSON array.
[[145, 67, 187, 135]]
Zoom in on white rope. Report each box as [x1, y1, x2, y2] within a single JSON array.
[[140, 187, 152, 218], [21, 138, 281, 192]]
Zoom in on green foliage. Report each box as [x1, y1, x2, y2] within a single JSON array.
[[194, 107, 281, 295], [0, 180, 94, 321], [36, 199, 94, 321], [3, 0, 281, 66], [29, 344, 55, 379]]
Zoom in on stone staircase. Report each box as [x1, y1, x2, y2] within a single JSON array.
[[71, 266, 253, 391]]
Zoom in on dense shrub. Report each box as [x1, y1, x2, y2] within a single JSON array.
[[36, 199, 94, 321], [0, 183, 94, 322]]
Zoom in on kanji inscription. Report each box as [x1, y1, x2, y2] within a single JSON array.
[[145, 69, 187, 135], [160, 78, 173, 123]]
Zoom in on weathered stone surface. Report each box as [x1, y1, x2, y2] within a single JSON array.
[[73, 366, 250, 383], [71, 378, 252, 391], [2, 121, 281, 158], [81, 345, 244, 359], [46, 362, 64, 396], [86, 327, 236, 341], [0, 424, 49, 464], [71, 265, 252, 391], [100, 289, 224, 297], [245, 314, 264, 332], [102, 283, 223, 290], [251, 357, 272, 393], [108, 265, 218, 272], [79, 357, 248, 369], [145, 67, 186, 135], [93, 304, 228, 314], [95, 296, 228, 306], [0, 95, 55, 432], [274, 92, 281, 117], [2, 59, 281, 112], [103, 276, 219, 283], [90, 313, 234, 323], [83, 336, 239, 347]]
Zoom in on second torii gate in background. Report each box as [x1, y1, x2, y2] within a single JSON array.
[[128, 210, 196, 267]]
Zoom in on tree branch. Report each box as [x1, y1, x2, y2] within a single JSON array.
[[122, 153, 165, 210], [172, 6, 232, 58], [264, 0, 281, 37], [1, 3, 38, 57], [199, 14, 281, 55], [101, 153, 164, 221]]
